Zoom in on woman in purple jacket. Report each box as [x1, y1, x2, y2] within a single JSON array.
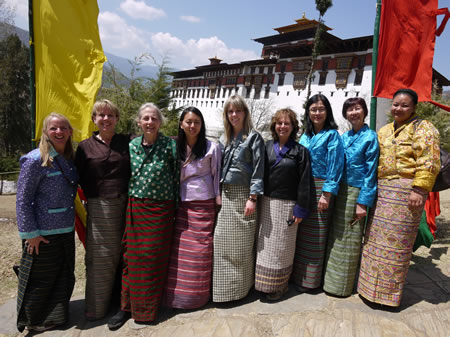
[[16, 113, 78, 332]]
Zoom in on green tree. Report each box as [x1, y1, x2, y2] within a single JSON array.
[[97, 55, 180, 136], [0, 34, 31, 156], [415, 85, 450, 152], [305, 0, 333, 104]]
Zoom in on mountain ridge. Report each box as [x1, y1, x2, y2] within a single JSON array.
[[3, 24, 158, 79]]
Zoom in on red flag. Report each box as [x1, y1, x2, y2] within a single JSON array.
[[373, 0, 450, 110]]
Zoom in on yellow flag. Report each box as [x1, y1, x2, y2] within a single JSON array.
[[33, 0, 106, 142]]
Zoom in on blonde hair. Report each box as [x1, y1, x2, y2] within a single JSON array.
[[39, 113, 74, 167], [92, 99, 120, 119], [222, 95, 253, 146]]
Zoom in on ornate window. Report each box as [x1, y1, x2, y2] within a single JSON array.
[[336, 57, 352, 70], [225, 77, 237, 86], [293, 73, 307, 90], [292, 60, 310, 72], [254, 75, 263, 87], [335, 71, 350, 89]]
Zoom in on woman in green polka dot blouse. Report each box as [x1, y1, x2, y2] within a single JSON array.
[[109, 103, 179, 329]]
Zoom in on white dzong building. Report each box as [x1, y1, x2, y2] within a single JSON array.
[[170, 15, 449, 138]]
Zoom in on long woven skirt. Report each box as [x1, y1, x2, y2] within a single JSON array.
[[323, 184, 364, 296], [293, 177, 330, 289], [121, 197, 175, 321], [255, 196, 297, 293], [164, 199, 215, 309], [358, 178, 423, 307], [213, 184, 257, 302], [17, 232, 75, 332], [84, 195, 127, 319]]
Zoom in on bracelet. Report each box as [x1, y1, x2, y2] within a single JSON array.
[[248, 196, 257, 203], [321, 194, 330, 201], [412, 187, 428, 196]]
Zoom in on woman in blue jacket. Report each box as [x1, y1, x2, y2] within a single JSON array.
[[323, 97, 379, 297], [16, 113, 78, 332], [293, 94, 344, 292]]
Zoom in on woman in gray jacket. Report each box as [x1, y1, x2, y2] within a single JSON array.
[[212, 95, 265, 303]]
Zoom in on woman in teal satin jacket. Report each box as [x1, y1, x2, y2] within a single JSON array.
[[293, 94, 344, 292], [323, 97, 379, 297]]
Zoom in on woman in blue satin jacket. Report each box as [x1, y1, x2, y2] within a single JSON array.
[[323, 97, 379, 297], [293, 94, 344, 292]]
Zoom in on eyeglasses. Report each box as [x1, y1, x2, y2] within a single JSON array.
[[309, 107, 326, 113]]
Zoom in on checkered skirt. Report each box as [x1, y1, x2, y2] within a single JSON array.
[[255, 196, 297, 293], [213, 184, 257, 302]]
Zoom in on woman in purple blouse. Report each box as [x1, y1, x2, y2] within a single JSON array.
[[163, 107, 221, 309]]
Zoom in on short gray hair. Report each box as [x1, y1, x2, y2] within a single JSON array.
[[135, 102, 165, 124]]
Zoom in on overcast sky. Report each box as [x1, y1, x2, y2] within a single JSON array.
[[7, 0, 450, 82]]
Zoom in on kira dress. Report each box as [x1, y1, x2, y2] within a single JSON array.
[[16, 147, 78, 332], [213, 130, 265, 302], [294, 128, 344, 289], [358, 115, 440, 307], [323, 124, 379, 296], [121, 134, 179, 321], [255, 139, 313, 294], [164, 140, 221, 309], [75, 132, 131, 319]]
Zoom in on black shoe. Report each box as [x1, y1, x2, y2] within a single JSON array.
[[108, 310, 130, 331]]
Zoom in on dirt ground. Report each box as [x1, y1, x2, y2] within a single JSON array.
[[0, 193, 16, 219], [0, 191, 449, 306], [0, 194, 85, 304]]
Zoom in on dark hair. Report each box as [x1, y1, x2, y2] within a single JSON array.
[[303, 94, 337, 136], [177, 107, 207, 161], [270, 108, 300, 142], [342, 97, 369, 119], [393, 88, 418, 105]]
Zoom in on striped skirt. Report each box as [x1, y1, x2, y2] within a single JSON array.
[[121, 197, 175, 321], [255, 196, 297, 293], [213, 184, 257, 302], [358, 178, 423, 307], [164, 199, 215, 309], [84, 195, 127, 319], [323, 184, 364, 296], [293, 177, 330, 289], [17, 232, 75, 332]]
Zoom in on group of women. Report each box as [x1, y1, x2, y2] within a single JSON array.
[[15, 88, 441, 332]]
